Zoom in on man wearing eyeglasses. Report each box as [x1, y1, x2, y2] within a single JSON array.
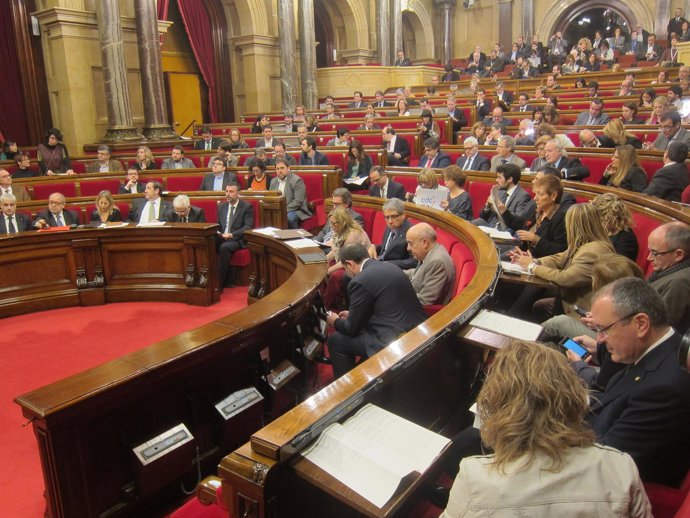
[[644, 111, 690, 151], [0, 169, 31, 202], [368, 166, 405, 200], [574, 277, 690, 488], [34, 192, 80, 228], [455, 137, 490, 171], [367, 198, 417, 269]]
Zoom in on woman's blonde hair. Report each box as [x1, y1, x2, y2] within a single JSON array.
[[229, 128, 244, 142], [565, 202, 611, 252], [592, 255, 644, 292], [577, 37, 593, 51], [329, 207, 362, 244], [478, 341, 595, 473], [137, 146, 155, 165], [417, 168, 439, 189], [95, 190, 115, 215], [609, 144, 641, 187], [603, 119, 634, 146], [591, 192, 634, 234]]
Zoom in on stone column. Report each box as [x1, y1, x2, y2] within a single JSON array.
[[498, 0, 513, 57], [654, 0, 671, 38], [391, 0, 403, 63], [521, 0, 534, 42], [277, 0, 297, 115], [298, 0, 318, 111], [435, 0, 455, 65], [95, 0, 143, 142], [134, 0, 177, 140], [377, 0, 391, 65]]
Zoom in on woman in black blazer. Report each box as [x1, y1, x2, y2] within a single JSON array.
[[599, 145, 648, 193], [591, 193, 639, 262], [90, 190, 122, 223]]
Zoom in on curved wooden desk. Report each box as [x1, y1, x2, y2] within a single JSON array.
[[0, 224, 220, 318]]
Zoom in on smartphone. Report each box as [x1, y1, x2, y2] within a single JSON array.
[[559, 337, 590, 360], [572, 304, 587, 317]]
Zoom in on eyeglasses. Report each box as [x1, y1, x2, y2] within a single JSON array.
[[384, 214, 402, 220], [648, 249, 676, 259], [593, 313, 636, 337], [48, 200, 65, 205]]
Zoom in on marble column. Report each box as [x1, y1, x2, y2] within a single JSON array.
[[298, 0, 318, 110], [377, 0, 391, 65], [95, 0, 143, 141], [277, 0, 297, 114], [435, 0, 455, 65], [654, 0, 671, 38], [391, 0, 403, 63], [134, 0, 177, 140], [498, 0, 513, 57], [521, 0, 534, 42]]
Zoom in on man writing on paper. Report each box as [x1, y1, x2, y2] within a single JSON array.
[[326, 244, 426, 379], [404, 223, 455, 306]]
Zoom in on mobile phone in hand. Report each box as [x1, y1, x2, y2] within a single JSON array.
[[559, 337, 591, 360]]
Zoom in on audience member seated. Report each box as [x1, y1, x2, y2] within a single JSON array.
[[483, 107, 513, 129], [640, 33, 662, 61], [161, 145, 194, 169], [489, 135, 526, 172], [347, 90, 364, 109], [529, 136, 551, 171], [575, 99, 611, 126], [542, 139, 590, 181], [514, 119, 536, 146], [267, 141, 296, 166], [599, 145, 647, 192], [34, 192, 80, 228], [368, 198, 417, 269], [358, 114, 381, 131], [474, 163, 535, 230], [227, 128, 249, 149], [439, 341, 651, 518], [0, 168, 30, 201], [298, 136, 329, 166], [403, 223, 455, 306], [469, 121, 487, 146], [255, 125, 276, 149], [591, 193, 639, 261], [326, 127, 351, 147], [511, 203, 615, 322], [344, 140, 372, 191], [246, 161, 272, 191], [373, 90, 392, 108], [646, 222, 690, 333], [535, 123, 575, 149], [407, 168, 449, 204], [646, 96, 669, 126], [325, 243, 426, 379], [129, 181, 173, 224], [456, 137, 490, 171], [194, 125, 221, 151], [11, 153, 38, 178], [395, 98, 410, 117], [474, 89, 492, 120], [200, 156, 238, 191], [133, 145, 157, 171], [37, 128, 74, 175], [1, 140, 18, 161], [279, 113, 296, 134], [89, 190, 122, 224], [119, 167, 146, 195], [269, 159, 311, 229], [645, 111, 690, 151], [643, 141, 690, 202], [599, 119, 642, 149], [0, 193, 31, 233], [485, 123, 505, 147], [315, 188, 364, 253], [578, 129, 602, 149], [542, 105, 560, 125], [418, 138, 451, 169], [639, 88, 656, 109], [216, 183, 254, 289], [321, 207, 371, 310], [368, 166, 406, 200], [394, 50, 412, 66], [250, 114, 269, 134], [440, 165, 472, 221], [417, 109, 440, 141], [208, 142, 239, 168], [513, 93, 531, 113], [169, 194, 206, 223]]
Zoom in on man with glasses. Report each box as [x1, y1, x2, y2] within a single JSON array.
[[645, 111, 690, 151], [0, 193, 32, 233], [34, 192, 80, 228], [573, 278, 690, 487], [368, 198, 417, 269], [643, 141, 690, 202], [169, 194, 206, 223], [0, 169, 31, 201], [381, 126, 410, 167], [489, 135, 526, 172], [368, 166, 405, 200], [455, 137, 490, 171], [403, 223, 455, 306], [314, 188, 364, 253], [86, 145, 123, 173], [199, 156, 238, 191]]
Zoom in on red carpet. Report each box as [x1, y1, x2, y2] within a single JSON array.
[[0, 289, 248, 518]]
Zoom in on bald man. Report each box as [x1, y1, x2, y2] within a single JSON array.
[[404, 223, 456, 306]]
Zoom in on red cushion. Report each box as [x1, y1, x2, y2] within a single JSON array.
[[167, 176, 203, 191], [643, 482, 686, 518], [230, 248, 250, 267], [632, 212, 658, 273], [468, 181, 493, 218], [33, 182, 77, 200], [80, 179, 121, 197]]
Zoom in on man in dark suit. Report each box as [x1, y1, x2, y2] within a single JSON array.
[[475, 90, 492, 120], [418, 138, 452, 169], [217, 183, 254, 288], [513, 93, 532, 113], [473, 163, 535, 229], [255, 125, 276, 149], [394, 50, 412, 66], [119, 168, 147, 195], [34, 192, 80, 228], [374, 90, 392, 108], [194, 125, 221, 151], [269, 159, 311, 228], [625, 31, 641, 56], [0, 192, 32, 233], [648, 111, 690, 151], [199, 157, 239, 191], [445, 97, 467, 143], [368, 166, 406, 200], [298, 136, 329, 166], [381, 126, 410, 166], [325, 243, 426, 378], [368, 198, 417, 269], [668, 8, 688, 41], [483, 106, 514, 129], [129, 181, 174, 223], [638, 33, 662, 61], [543, 139, 590, 181], [169, 194, 206, 223], [579, 278, 690, 487], [493, 81, 514, 109], [455, 137, 490, 171], [574, 99, 611, 126], [644, 141, 690, 202], [347, 91, 364, 109]]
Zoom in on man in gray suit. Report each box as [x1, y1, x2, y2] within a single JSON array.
[[489, 135, 526, 172], [647, 111, 690, 151], [574, 99, 611, 126], [473, 163, 535, 229], [161, 146, 195, 169], [404, 223, 455, 306], [269, 158, 311, 228], [199, 157, 238, 191]]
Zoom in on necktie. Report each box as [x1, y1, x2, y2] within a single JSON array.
[[183, 216, 188, 223], [464, 156, 473, 171], [56, 213, 64, 226], [587, 117, 595, 125], [501, 158, 507, 164], [381, 231, 396, 259], [8, 215, 16, 234], [206, 142, 211, 151], [4, 188, 9, 195], [226, 204, 235, 231], [148, 201, 156, 222], [381, 185, 387, 199]]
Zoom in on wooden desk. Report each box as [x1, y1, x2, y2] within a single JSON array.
[[499, 270, 552, 288], [0, 224, 219, 318]]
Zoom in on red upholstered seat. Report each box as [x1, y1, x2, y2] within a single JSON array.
[[468, 181, 493, 218], [392, 175, 418, 194], [191, 199, 219, 223], [434, 228, 459, 253], [355, 206, 377, 237], [33, 182, 77, 200], [167, 176, 204, 191], [80, 179, 121, 197], [371, 210, 387, 244], [578, 156, 610, 184], [682, 184, 690, 204], [424, 241, 476, 315], [632, 211, 657, 273], [71, 161, 86, 174]]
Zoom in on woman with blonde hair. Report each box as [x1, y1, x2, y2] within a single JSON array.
[[227, 128, 249, 149], [441, 341, 651, 518], [407, 167, 448, 203], [647, 96, 670, 125], [134, 146, 157, 170], [440, 165, 472, 220], [90, 190, 122, 223], [600, 144, 647, 193], [321, 207, 371, 309], [599, 119, 641, 148], [591, 192, 639, 261]]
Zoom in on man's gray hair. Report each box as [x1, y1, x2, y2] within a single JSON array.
[[332, 187, 352, 206], [97, 145, 111, 154], [595, 277, 668, 328], [0, 192, 17, 204], [383, 198, 405, 214], [173, 194, 191, 209], [464, 136, 479, 146], [499, 135, 516, 151], [663, 222, 690, 257]]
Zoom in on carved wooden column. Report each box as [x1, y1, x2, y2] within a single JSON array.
[[134, 0, 177, 140], [391, 0, 403, 60], [377, 0, 391, 65], [498, 0, 513, 57], [435, 0, 455, 65], [95, 0, 143, 141], [298, 0, 318, 111], [277, 0, 298, 115]]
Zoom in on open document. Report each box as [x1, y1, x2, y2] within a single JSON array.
[[300, 404, 450, 509], [469, 309, 543, 341]]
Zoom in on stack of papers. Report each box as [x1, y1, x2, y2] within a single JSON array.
[[469, 309, 543, 341]]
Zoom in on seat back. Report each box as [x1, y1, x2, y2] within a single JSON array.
[[33, 182, 77, 200], [80, 179, 121, 197], [167, 176, 204, 191]]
